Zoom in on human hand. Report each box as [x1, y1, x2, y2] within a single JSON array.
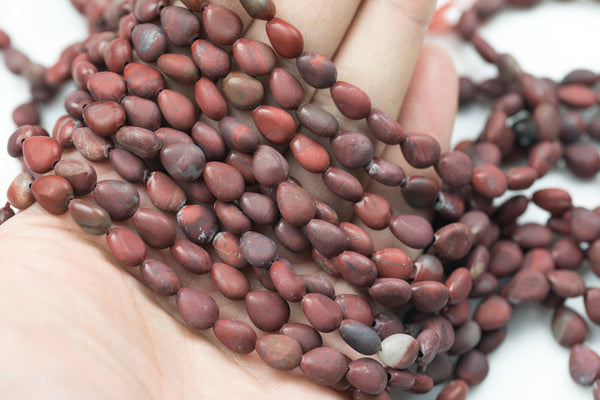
[[0, 1, 458, 399]]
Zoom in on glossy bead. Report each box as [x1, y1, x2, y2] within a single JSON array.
[[82, 101, 126, 137], [87, 71, 127, 102], [146, 172, 186, 213], [114, 126, 161, 159], [252, 105, 296, 145], [160, 5, 201, 46], [411, 281, 450, 313], [191, 122, 227, 161], [157, 89, 196, 132], [389, 215, 434, 249], [368, 278, 412, 307], [106, 227, 146, 267], [7, 172, 35, 210]]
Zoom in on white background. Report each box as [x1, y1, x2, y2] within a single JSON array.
[[1, 1, 600, 399]]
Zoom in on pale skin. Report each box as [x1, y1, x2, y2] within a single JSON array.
[[0, 1, 458, 399]]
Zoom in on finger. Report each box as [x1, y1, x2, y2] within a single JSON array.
[[358, 42, 459, 251], [289, 0, 438, 222]]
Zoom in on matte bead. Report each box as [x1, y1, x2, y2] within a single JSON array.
[[106, 227, 146, 267], [213, 319, 257, 354], [140, 259, 180, 296], [176, 288, 219, 330], [31, 175, 73, 215], [256, 335, 302, 371], [266, 18, 304, 58], [202, 4, 243, 46], [94, 179, 140, 221], [132, 208, 177, 248], [296, 52, 337, 89]]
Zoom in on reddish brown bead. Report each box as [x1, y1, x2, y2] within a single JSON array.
[[296, 103, 339, 137], [353, 193, 392, 230], [240, 231, 277, 268], [239, 192, 278, 225], [170, 238, 212, 274], [202, 4, 242, 46], [552, 306, 587, 347], [159, 5, 200, 46], [506, 268, 550, 305], [252, 145, 290, 188], [114, 126, 161, 159], [269, 260, 306, 302], [488, 240, 523, 277], [245, 291, 290, 332], [221, 71, 264, 110], [411, 281, 450, 313], [322, 167, 364, 202], [564, 143, 600, 178], [335, 294, 374, 326], [157, 89, 196, 132], [7, 173, 35, 210], [346, 358, 388, 396], [106, 227, 146, 267], [339, 222, 374, 256], [529, 140, 563, 177], [72, 127, 112, 162], [269, 68, 303, 109], [132, 208, 177, 249], [104, 38, 132, 73], [369, 278, 412, 307], [177, 204, 218, 245], [218, 117, 260, 153], [571, 207, 600, 242], [72, 62, 97, 90], [471, 164, 507, 198], [131, 23, 167, 63], [202, 162, 244, 202], [140, 259, 180, 296], [52, 115, 80, 147], [160, 142, 206, 183], [301, 274, 335, 299], [194, 78, 227, 121], [213, 319, 257, 354], [585, 288, 600, 325], [546, 270, 585, 298], [435, 151, 474, 188], [365, 158, 406, 187], [191, 39, 231, 80], [433, 223, 474, 261], [289, 134, 329, 173], [336, 251, 378, 288], [94, 180, 139, 221], [511, 222, 553, 249], [296, 51, 337, 89], [300, 347, 348, 386], [276, 182, 316, 226], [30, 175, 73, 215], [256, 334, 303, 371], [331, 81, 372, 120], [87, 71, 127, 103], [156, 53, 199, 85], [372, 248, 414, 280], [389, 215, 434, 249], [190, 122, 226, 161], [558, 84, 597, 108], [504, 166, 537, 190], [569, 344, 600, 386], [176, 288, 219, 330], [233, 38, 276, 77], [445, 267, 473, 305], [82, 101, 126, 137], [21, 136, 61, 174], [401, 133, 441, 169], [121, 96, 162, 131], [402, 176, 440, 209], [67, 199, 111, 235], [7, 125, 49, 158], [252, 106, 296, 145], [472, 295, 512, 331], [212, 231, 246, 269], [413, 254, 444, 282], [455, 350, 489, 386], [266, 18, 304, 58], [211, 262, 250, 300], [123, 62, 165, 99], [273, 218, 310, 253], [304, 219, 347, 258], [302, 293, 343, 332], [147, 171, 186, 212], [330, 131, 374, 169]]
